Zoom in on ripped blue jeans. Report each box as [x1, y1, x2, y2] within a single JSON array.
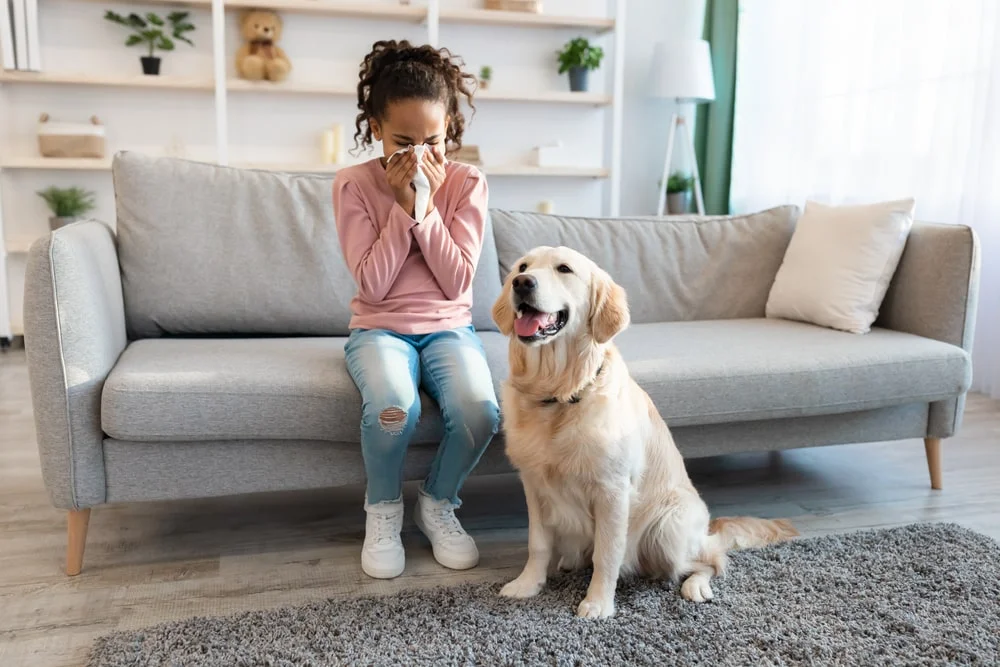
[[344, 326, 501, 505]]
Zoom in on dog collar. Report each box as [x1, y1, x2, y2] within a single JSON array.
[[541, 364, 604, 405]]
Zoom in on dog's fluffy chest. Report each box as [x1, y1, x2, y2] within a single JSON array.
[[504, 396, 643, 538], [503, 389, 642, 484]]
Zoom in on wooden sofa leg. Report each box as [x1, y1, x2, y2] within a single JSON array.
[[924, 437, 942, 490], [67, 509, 91, 576]]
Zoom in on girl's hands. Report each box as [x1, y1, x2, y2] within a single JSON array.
[[385, 145, 447, 219], [422, 145, 447, 217], [385, 147, 418, 216]]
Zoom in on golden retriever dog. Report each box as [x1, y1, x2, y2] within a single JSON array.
[[491, 246, 797, 619]]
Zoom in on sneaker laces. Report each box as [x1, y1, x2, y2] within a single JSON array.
[[427, 505, 467, 539], [368, 511, 400, 546]]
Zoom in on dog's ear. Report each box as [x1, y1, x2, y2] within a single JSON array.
[[589, 270, 630, 344], [492, 277, 516, 336]]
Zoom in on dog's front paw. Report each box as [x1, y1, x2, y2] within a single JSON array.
[[499, 575, 545, 599], [576, 595, 615, 619], [680, 575, 714, 603]]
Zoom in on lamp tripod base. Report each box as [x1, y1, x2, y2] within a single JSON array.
[[657, 113, 706, 216]]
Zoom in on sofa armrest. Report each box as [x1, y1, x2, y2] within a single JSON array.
[[877, 222, 980, 437], [878, 222, 980, 349], [23, 220, 127, 510]]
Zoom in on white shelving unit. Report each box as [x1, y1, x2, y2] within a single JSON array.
[[0, 0, 625, 338]]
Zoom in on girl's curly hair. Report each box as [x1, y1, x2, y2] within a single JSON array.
[[352, 40, 476, 155]]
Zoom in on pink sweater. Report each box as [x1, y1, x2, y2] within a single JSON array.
[[332, 157, 489, 334]]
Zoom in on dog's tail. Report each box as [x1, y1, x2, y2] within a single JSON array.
[[708, 516, 799, 551]]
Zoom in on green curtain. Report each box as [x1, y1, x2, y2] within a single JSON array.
[[694, 0, 739, 215]]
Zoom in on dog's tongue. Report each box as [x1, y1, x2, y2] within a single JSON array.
[[515, 310, 557, 337]]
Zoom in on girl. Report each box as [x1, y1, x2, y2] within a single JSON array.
[[332, 40, 500, 580]]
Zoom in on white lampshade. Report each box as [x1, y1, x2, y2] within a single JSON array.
[[649, 39, 716, 103]]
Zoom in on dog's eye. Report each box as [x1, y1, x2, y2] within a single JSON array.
[[557, 264, 573, 274], [519, 263, 528, 272]]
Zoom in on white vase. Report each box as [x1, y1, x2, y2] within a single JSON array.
[[667, 192, 690, 215]]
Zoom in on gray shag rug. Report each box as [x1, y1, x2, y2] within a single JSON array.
[[89, 523, 1000, 666]]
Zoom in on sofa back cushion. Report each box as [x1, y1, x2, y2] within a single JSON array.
[[112, 152, 501, 338], [489, 206, 799, 323]]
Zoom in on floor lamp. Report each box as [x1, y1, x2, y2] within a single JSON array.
[[650, 40, 716, 216]]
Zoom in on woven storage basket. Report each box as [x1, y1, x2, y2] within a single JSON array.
[[37, 114, 106, 159], [485, 0, 541, 12]]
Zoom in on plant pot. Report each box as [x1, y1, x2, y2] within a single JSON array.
[[49, 216, 82, 231], [141, 56, 161, 75], [667, 191, 690, 215], [568, 66, 589, 92], [479, 79, 490, 90]]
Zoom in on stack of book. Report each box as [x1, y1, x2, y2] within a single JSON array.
[[447, 144, 483, 167], [1, 0, 42, 71]]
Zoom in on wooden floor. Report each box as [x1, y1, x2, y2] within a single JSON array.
[[2, 346, 999, 666]]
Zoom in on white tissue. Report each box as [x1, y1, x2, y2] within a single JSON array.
[[387, 144, 444, 222]]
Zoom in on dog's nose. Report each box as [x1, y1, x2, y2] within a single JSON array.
[[513, 275, 537, 295]]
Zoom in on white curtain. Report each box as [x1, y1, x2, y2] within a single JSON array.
[[730, 0, 1000, 398]]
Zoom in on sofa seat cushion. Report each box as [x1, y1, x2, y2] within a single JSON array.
[[101, 334, 510, 443], [101, 319, 970, 443], [617, 319, 970, 427]]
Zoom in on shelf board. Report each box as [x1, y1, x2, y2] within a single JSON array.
[[71, 0, 426, 21], [0, 70, 213, 90], [0, 157, 608, 178], [233, 82, 611, 105], [6, 237, 38, 254], [475, 88, 611, 106], [250, 163, 609, 178], [238, 162, 342, 173], [227, 0, 426, 20], [481, 165, 609, 178], [71, 0, 607, 27], [0, 157, 113, 170], [226, 79, 355, 96], [0, 72, 610, 105], [0, 71, 350, 95], [439, 8, 614, 31]]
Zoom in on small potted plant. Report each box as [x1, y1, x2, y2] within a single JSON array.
[[37, 186, 97, 230], [104, 10, 196, 75], [479, 65, 493, 90], [666, 172, 694, 214], [557, 37, 604, 92]]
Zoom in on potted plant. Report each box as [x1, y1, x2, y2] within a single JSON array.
[[479, 65, 492, 90], [37, 186, 97, 230], [104, 10, 195, 75], [557, 37, 604, 92], [666, 172, 694, 214]]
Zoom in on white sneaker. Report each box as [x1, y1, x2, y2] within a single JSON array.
[[362, 499, 405, 579], [414, 490, 479, 570]]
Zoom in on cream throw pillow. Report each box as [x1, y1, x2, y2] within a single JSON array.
[[765, 198, 915, 334]]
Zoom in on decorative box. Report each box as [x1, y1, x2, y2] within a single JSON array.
[[485, 0, 542, 13], [37, 113, 106, 159], [531, 141, 564, 167]]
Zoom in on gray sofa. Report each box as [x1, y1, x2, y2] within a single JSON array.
[[23, 152, 979, 575]]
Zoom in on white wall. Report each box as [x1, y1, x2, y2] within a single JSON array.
[[619, 0, 704, 216]]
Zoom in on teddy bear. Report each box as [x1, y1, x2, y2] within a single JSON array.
[[235, 10, 291, 82]]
